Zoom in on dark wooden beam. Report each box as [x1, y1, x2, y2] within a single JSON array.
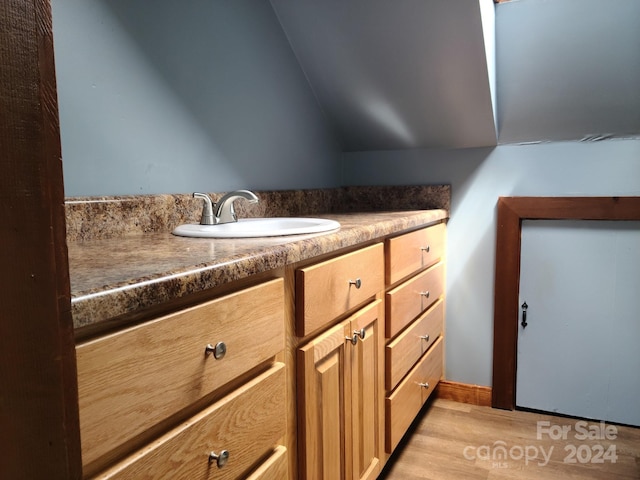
[[0, 1, 82, 478], [491, 198, 522, 409]]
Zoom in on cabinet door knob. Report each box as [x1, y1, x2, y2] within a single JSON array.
[[208, 449, 229, 468], [346, 328, 366, 345], [420, 291, 430, 299], [421, 245, 430, 253], [418, 382, 430, 389], [419, 334, 430, 342], [349, 278, 362, 289], [205, 342, 227, 360]]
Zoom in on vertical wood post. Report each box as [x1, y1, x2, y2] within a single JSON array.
[[0, 1, 82, 478]]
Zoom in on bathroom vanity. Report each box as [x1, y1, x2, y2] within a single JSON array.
[[68, 190, 448, 479]]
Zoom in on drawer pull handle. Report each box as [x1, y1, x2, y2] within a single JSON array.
[[349, 278, 362, 289], [209, 449, 229, 468], [420, 334, 430, 342], [346, 328, 366, 345], [421, 245, 431, 253], [418, 382, 430, 389], [205, 342, 227, 360], [420, 291, 430, 298]]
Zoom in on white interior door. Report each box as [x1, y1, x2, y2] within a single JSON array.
[[517, 220, 640, 426]]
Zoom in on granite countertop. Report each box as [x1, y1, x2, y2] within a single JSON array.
[[68, 209, 447, 332], [66, 185, 451, 334]]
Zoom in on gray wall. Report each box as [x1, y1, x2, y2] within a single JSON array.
[[271, 0, 497, 151], [497, 0, 640, 142], [54, 0, 640, 387], [344, 0, 640, 387], [53, 0, 341, 196], [343, 139, 640, 386]]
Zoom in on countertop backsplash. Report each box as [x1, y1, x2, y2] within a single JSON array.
[[65, 185, 450, 332], [65, 185, 450, 242]]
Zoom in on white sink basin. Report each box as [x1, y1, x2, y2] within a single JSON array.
[[172, 217, 340, 238]]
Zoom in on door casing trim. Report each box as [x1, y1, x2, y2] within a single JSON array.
[[492, 196, 640, 409]]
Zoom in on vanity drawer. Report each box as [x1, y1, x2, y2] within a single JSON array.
[[246, 446, 288, 480], [296, 243, 384, 336], [96, 363, 286, 480], [386, 337, 443, 452], [386, 223, 445, 285], [385, 299, 444, 391], [77, 278, 284, 470], [386, 262, 444, 338]]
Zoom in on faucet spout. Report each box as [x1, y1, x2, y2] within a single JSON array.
[[214, 189, 259, 224]]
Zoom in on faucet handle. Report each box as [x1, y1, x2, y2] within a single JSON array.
[[193, 193, 215, 225]]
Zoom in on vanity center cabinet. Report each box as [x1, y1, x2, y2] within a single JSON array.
[[296, 243, 385, 480], [294, 221, 447, 478]]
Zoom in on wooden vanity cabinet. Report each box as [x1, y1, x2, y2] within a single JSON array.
[[296, 243, 384, 337], [386, 262, 445, 338], [385, 299, 444, 392], [298, 300, 384, 480], [386, 337, 444, 450], [76, 278, 287, 479], [96, 363, 286, 480], [76, 219, 447, 479], [296, 244, 384, 480], [384, 223, 446, 453], [386, 222, 445, 285], [246, 445, 289, 480]]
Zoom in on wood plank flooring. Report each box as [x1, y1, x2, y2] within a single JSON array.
[[380, 398, 640, 479]]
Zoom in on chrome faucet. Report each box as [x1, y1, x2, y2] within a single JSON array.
[[193, 190, 259, 225], [215, 189, 259, 224]]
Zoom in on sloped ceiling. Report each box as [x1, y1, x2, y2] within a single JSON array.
[[497, 0, 640, 144], [270, 0, 497, 152]]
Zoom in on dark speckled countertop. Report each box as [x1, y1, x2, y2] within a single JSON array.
[[66, 186, 450, 333]]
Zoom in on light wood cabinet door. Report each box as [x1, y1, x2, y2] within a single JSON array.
[[297, 299, 383, 480], [348, 300, 384, 480], [298, 319, 349, 480]]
